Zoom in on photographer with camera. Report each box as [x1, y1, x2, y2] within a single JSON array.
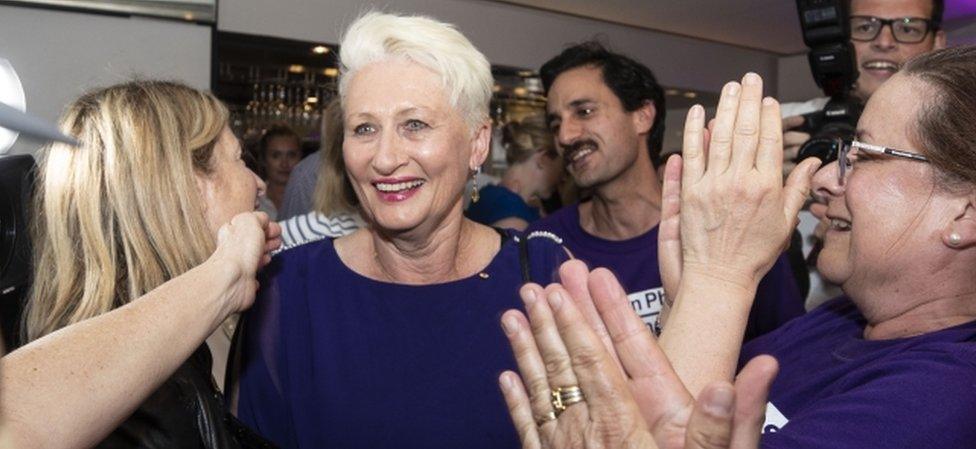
[[784, 0, 946, 307]]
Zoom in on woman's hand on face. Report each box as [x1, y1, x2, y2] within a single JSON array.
[[209, 211, 282, 314], [677, 73, 821, 290], [498, 261, 778, 449]]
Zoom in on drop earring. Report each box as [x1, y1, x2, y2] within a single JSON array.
[[471, 166, 481, 203]]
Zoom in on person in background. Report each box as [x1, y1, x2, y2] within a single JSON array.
[[522, 47, 976, 449], [257, 124, 302, 218], [465, 113, 563, 230], [236, 12, 569, 449], [18, 80, 280, 448], [274, 98, 364, 252], [782, 0, 946, 309], [527, 42, 805, 343]]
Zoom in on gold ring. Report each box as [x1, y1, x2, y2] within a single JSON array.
[[550, 386, 585, 416], [535, 411, 557, 426]]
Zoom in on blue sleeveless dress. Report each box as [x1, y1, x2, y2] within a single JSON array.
[[237, 231, 568, 448]]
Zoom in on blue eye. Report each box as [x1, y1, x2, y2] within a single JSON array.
[[404, 119, 429, 131], [354, 124, 375, 136]]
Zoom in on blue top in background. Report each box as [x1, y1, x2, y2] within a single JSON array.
[[466, 184, 541, 226], [237, 231, 567, 449]]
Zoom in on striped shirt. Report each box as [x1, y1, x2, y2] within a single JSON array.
[[275, 211, 363, 255]]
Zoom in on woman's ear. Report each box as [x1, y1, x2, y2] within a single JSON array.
[[943, 193, 976, 249], [469, 120, 492, 171]]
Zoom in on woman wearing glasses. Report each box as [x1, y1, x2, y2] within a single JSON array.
[[500, 46, 976, 449]]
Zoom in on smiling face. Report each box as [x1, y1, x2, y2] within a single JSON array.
[[850, 0, 945, 101], [814, 74, 954, 306], [197, 127, 267, 236], [342, 59, 490, 234], [546, 65, 651, 189]]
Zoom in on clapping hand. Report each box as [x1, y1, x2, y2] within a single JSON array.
[[499, 260, 778, 449]]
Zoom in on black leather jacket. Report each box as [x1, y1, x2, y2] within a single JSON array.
[[95, 345, 276, 449]]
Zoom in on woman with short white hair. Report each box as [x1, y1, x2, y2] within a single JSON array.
[[236, 12, 568, 448]]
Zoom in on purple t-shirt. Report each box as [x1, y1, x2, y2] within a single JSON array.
[[527, 203, 805, 340], [741, 297, 976, 448]]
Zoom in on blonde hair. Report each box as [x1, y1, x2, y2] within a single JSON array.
[[337, 11, 493, 129], [24, 80, 227, 342], [313, 98, 358, 215], [500, 113, 556, 165]]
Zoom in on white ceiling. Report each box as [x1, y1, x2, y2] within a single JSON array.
[[491, 0, 976, 55], [491, 0, 808, 55]]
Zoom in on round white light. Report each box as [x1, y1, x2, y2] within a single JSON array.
[[0, 58, 27, 155]]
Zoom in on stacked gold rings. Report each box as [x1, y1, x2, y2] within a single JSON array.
[[536, 385, 586, 426], [550, 386, 585, 416]]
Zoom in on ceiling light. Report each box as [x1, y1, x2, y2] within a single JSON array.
[[312, 46, 330, 55], [665, 89, 680, 96], [0, 58, 26, 154], [323, 68, 339, 77], [683, 91, 698, 99], [288, 64, 305, 74]]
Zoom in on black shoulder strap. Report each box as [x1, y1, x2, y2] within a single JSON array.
[[519, 235, 531, 283], [491, 227, 532, 283]]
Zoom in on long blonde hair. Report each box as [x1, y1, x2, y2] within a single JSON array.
[[25, 80, 226, 342], [312, 98, 358, 216]]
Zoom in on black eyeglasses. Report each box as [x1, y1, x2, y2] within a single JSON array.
[[850, 16, 935, 43]]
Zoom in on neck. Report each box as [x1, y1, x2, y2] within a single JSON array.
[[862, 291, 976, 340], [580, 152, 662, 240], [367, 202, 485, 284], [855, 257, 976, 339]]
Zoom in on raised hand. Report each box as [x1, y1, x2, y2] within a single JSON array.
[[498, 262, 779, 449], [208, 211, 282, 315], [678, 73, 821, 290]]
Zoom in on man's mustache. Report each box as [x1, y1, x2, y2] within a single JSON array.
[[561, 139, 598, 167]]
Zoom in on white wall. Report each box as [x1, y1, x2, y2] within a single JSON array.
[[776, 53, 822, 103], [218, 0, 780, 94], [0, 5, 211, 155]]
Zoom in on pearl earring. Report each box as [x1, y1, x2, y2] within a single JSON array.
[[949, 233, 962, 247]]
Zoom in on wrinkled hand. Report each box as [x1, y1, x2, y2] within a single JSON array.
[[781, 115, 809, 179], [677, 73, 821, 290], [499, 261, 779, 449], [208, 211, 282, 315]]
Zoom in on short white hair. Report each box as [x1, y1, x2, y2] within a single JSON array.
[[338, 11, 493, 129]]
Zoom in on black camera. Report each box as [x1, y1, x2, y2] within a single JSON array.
[[794, 0, 863, 164], [0, 154, 35, 349]]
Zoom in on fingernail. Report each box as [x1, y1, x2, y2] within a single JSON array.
[[726, 82, 740, 96], [502, 314, 520, 336], [689, 104, 703, 118], [499, 372, 515, 390], [522, 287, 537, 305], [763, 96, 776, 106], [704, 386, 734, 417], [547, 290, 564, 310], [744, 72, 760, 85]]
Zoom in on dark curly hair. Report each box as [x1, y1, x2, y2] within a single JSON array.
[[540, 41, 666, 167]]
